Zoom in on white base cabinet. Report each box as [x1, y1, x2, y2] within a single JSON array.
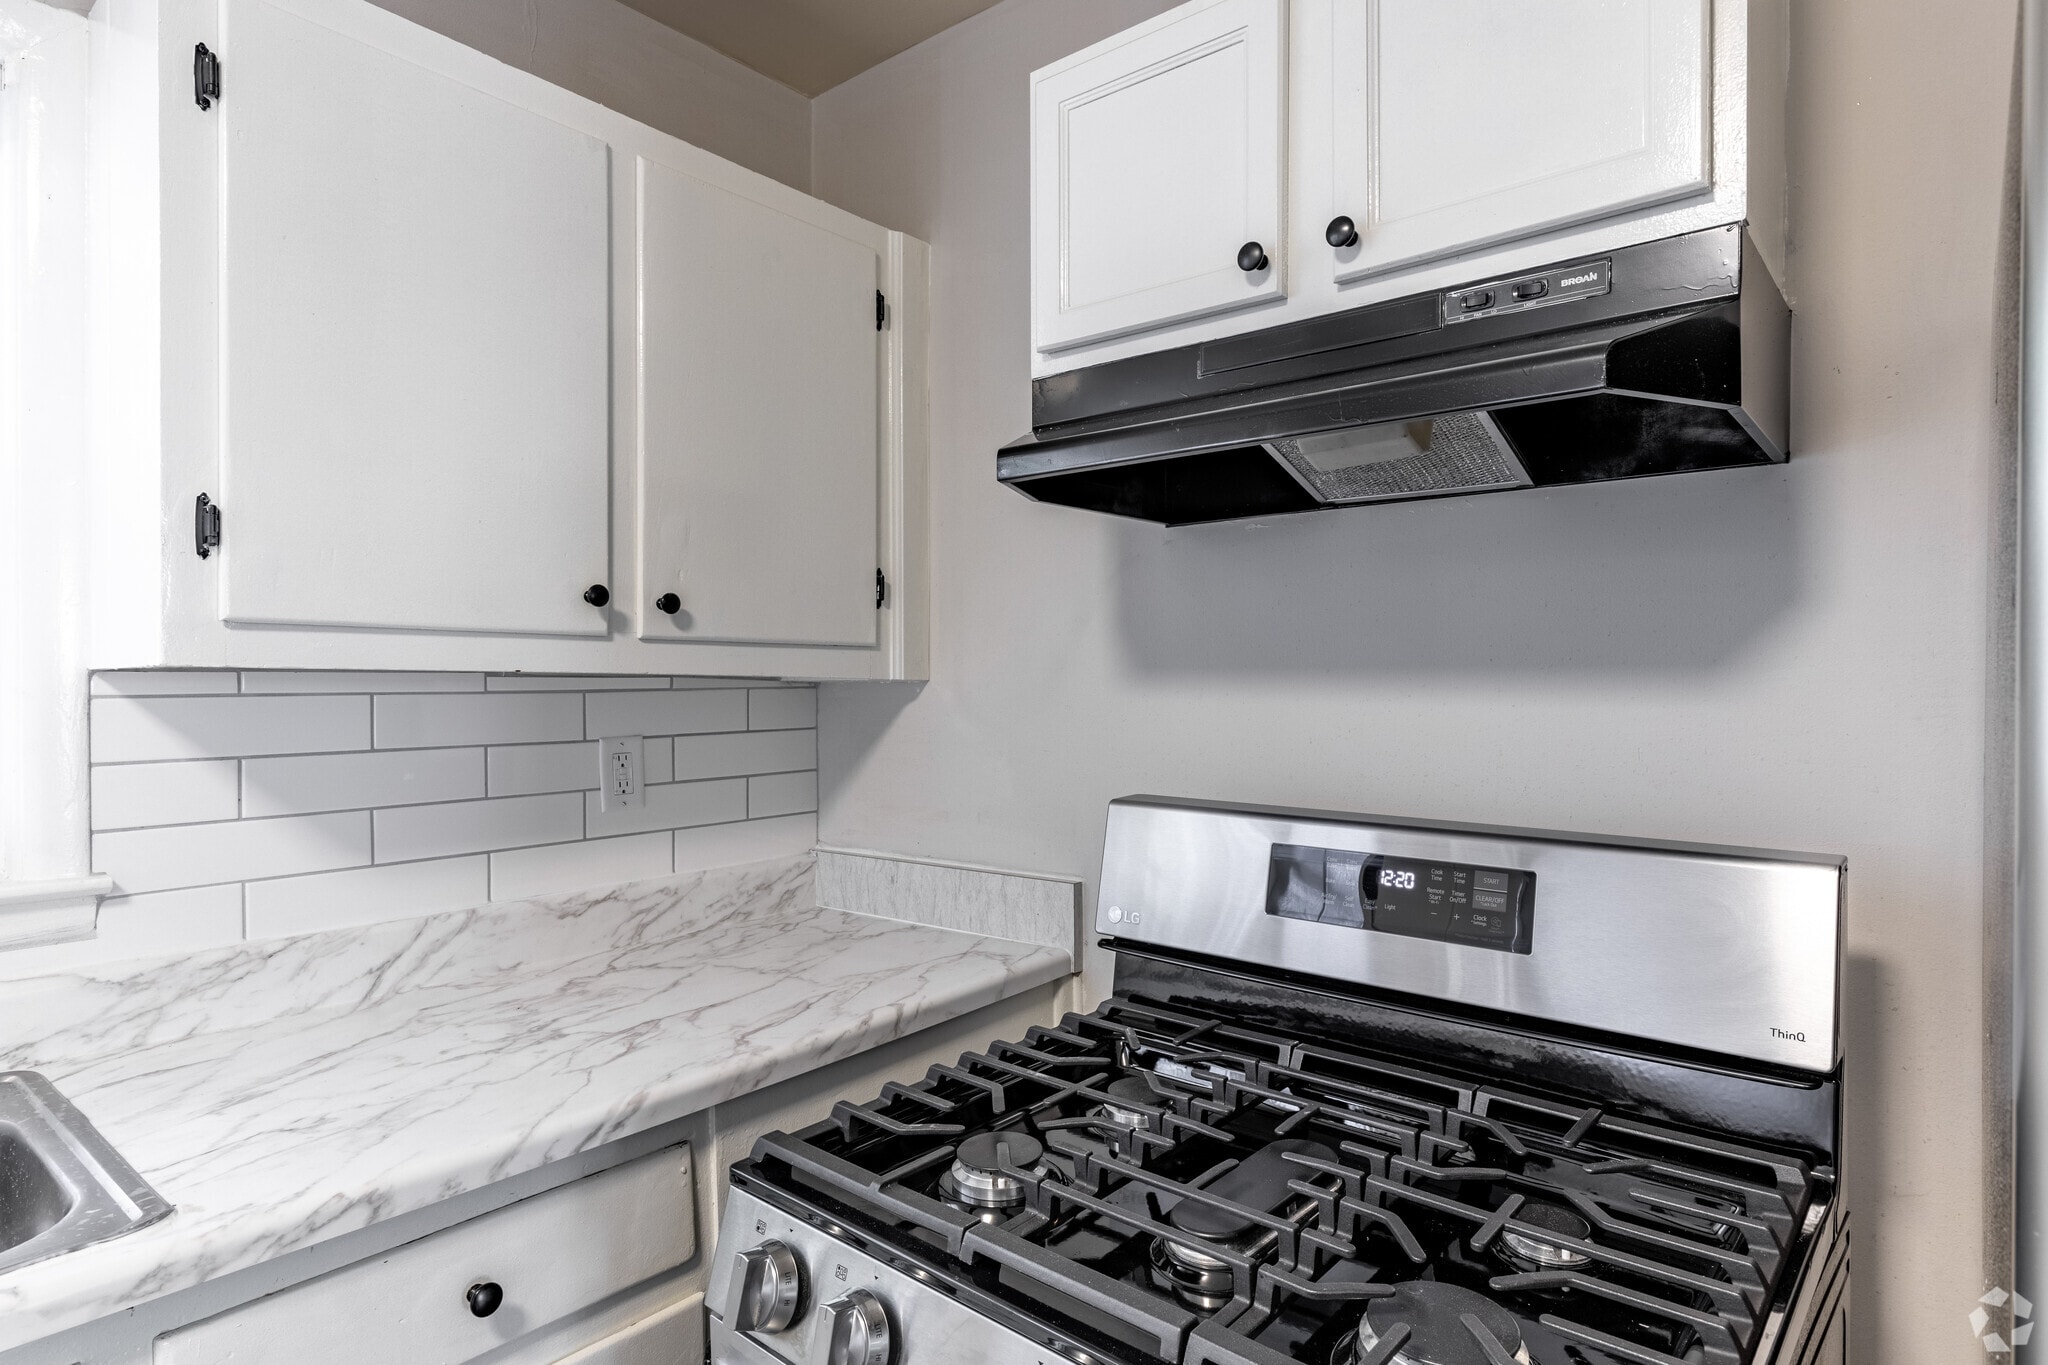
[[154, 1145, 697, 1365], [91, 0, 928, 680]]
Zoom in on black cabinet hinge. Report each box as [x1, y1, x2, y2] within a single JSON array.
[[876, 291, 886, 331], [194, 494, 221, 558], [875, 568, 886, 609], [194, 43, 221, 110]]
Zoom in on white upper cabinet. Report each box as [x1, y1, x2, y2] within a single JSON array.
[[1030, 0, 1288, 354], [216, 0, 610, 636], [637, 158, 880, 648], [1030, 0, 1775, 380], [90, 0, 929, 679], [1323, 0, 1711, 282]]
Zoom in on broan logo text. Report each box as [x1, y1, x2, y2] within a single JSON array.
[[1770, 1027, 1807, 1042], [1558, 271, 1601, 287]]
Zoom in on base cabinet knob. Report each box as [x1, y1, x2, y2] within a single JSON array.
[[466, 1281, 503, 1318], [583, 584, 610, 607], [726, 1241, 805, 1335], [654, 592, 682, 615], [809, 1289, 892, 1365]]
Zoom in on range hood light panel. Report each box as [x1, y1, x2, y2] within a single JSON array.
[[1265, 411, 1530, 505], [1284, 421, 1435, 471]]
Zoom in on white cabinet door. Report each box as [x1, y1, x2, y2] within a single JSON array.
[[1031, 0, 1287, 355], [636, 157, 879, 648], [155, 1146, 695, 1365], [1325, 0, 1710, 282], [217, 0, 610, 636]]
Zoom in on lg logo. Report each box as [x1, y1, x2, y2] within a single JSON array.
[[1974, 1287, 2034, 1352]]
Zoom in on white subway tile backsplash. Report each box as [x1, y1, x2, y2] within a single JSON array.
[[244, 748, 484, 817], [644, 737, 675, 785], [486, 741, 597, 797], [483, 737, 674, 795], [585, 689, 748, 740], [673, 813, 817, 872], [242, 671, 484, 694], [748, 770, 819, 819], [94, 812, 371, 894], [486, 674, 671, 691], [93, 694, 370, 763], [375, 692, 582, 749], [374, 793, 584, 863], [673, 729, 817, 781], [489, 833, 673, 902], [90, 671, 240, 696], [62, 671, 816, 971], [91, 760, 240, 831], [245, 857, 490, 939], [584, 778, 747, 839], [749, 688, 817, 731]]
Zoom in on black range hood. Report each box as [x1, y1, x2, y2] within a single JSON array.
[[998, 224, 1788, 525]]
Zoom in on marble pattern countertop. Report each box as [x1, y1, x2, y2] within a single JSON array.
[[0, 856, 1073, 1353]]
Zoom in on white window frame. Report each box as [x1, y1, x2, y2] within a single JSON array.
[[0, 0, 108, 947]]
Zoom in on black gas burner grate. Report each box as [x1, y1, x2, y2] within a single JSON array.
[[745, 994, 1825, 1365]]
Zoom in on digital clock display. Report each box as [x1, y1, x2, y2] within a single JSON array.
[[1264, 844, 1534, 954]]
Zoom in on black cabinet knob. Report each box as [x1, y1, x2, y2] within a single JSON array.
[[654, 593, 681, 615], [467, 1281, 503, 1318], [1325, 215, 1359, 248], [1236, 241, 1268, 273], [583, 584, 610, 607]]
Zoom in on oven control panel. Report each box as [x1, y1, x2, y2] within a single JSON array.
[[1264, 843, 1535, 954]]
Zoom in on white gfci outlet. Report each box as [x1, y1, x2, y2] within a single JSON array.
[[598, 735, 643, 811]]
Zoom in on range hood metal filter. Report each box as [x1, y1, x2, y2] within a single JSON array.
[[1265, 412, 1528, 505]]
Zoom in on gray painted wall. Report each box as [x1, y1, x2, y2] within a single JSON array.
[[809, 0, 2018, 1357], [368, 0, 811, 192]]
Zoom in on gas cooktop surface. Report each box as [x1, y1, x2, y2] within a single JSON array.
[[738, 994, 1832, 1365]]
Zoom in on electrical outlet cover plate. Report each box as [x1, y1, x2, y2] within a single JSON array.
[[599, 735, 643, 811]]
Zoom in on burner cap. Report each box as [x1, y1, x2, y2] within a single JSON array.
[[944, 1132, 1045, 1209], [1355, 1283, 1529, 1365], [1497, 1201, 1594, 1272], [955, 1131, 1044, 1171], [1169, 1139, 1335, 1242], [1097, 1075, 1157, 1126]]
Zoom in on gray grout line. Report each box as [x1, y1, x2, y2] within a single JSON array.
[[87, 768, 819, 830], [91, 725, 806, 765]]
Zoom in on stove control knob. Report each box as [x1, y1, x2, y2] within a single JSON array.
[[809, 1288, 892, 1365], [726, 1240, 805, 1335]]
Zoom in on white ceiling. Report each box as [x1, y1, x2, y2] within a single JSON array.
[[617, 0, 1005, 97]]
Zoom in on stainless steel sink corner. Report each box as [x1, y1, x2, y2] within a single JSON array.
[[0, 1071, 172, 1277]]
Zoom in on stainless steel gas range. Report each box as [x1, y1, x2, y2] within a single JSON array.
[[710, 797, 1850, 1365]]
